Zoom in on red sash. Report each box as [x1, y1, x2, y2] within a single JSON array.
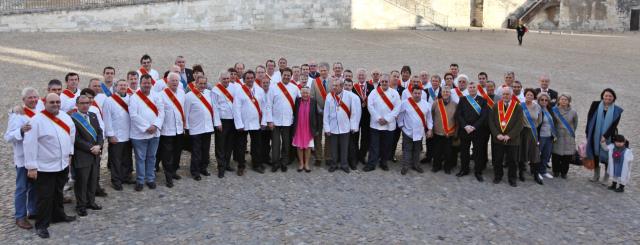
[[138, 67, 157, 85], [437, 99, 455, 136], [290, 80, 301, 89], [216, 84, 234, 103], [111, 95, 129, 113], [255, 79, 262, 87], [376, 86, 394, 111], [41, 97, 45, 103], [277, 82, 295, 110], [331, 93, 351, 118], [354, 83, 366, 102], [368, 80, 374, 86], [314, 77, 328, 100], [164, 88, 185, 126], [477, 85, 494, 107], [407, 83, 423, 92], [187, 83, 213, 118], [235, 78, 244, 85], [91, 101, 103, 118], [41, 110, 70, 135], [454, 87, 463, 97], [24, 107, 36, 118], [135, 90, 158, 116], [498, 100, 517, 133], [408, 98, 426, 128], [62, 89, 76, 98], [512, 95, 521, 104], [241, 85, 263, 122], [126, 88, 134, 95]]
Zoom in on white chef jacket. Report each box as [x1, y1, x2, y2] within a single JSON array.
[[159, 88, 185, 136], [136, 68, 160, 88], [60, 89, 80, 113], [265, 82, 300, 126], [398, 98, 433, 141], [4, 109, 37, 167], [211, 84, 237, 120], [185, 88, 220, 135], [102, 94, 130, 142], [233, 85, 266, 130], [323, 91, 362, 134], [367, 87, 401, 131], [129, 91, 165, 140], [450, 88, 469, 104], [24, 111, 76, 172], [401, 89, 428, 102]]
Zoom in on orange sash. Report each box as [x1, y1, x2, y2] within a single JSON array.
[[408, 98, 426, 128], [24, 107, 36, 118], [376, 86, 394, 111], [111, 95, 128, 113], [241, 85, 263, 122], [331, 93, 351, 118], [290, 80, 301, 89], [126, 88, 134, 95], [62, 89, 76, 98], [314, 77, 328, 100], [91, 101, 103, 119], [454, 87, 463, 97], [437, 99, 455, 136], [477, 85, 494, 107], [164, 88, 185, 126], [41, 110, 70, 135], [498, 100, 517, 133], [216, 83, 234, 103], [255, 79, 262, 87], [277, 82, 295, 110], [235, 78, 244, 85], [354, 83, 367, 102], [138, 67, 157, 85], [187, 83, 213, 118], [135, 90, 158, 116], [407, 83, 423, 92]]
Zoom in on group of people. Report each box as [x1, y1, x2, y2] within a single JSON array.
[[6, 55, 633, 239]]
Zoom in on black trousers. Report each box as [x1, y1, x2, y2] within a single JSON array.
[[35, 167, 69, 229], [517, 33, 524, 45], [236, 130, 263, 169], [357, 125, 370, 163], [424, 137, 435, 162], [259, 129, 272, 165], [159, 134, 183, 179], [432, 135, 455, 171], [367, 128, 393, 167], [215, 119, 236, 171], [108, 141, 133, 185], [74, 162, 98, 209], [492, 144, 518, 181], [459, 132, 489, 174], [271, 126, 292, 167], [190, 132, 212, 176], [349, 132, 359, 166], [552, 153, 572, 176], [329, 133, 350, 168]]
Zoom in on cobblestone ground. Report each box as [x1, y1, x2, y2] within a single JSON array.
[[0, 30, 639, 244]]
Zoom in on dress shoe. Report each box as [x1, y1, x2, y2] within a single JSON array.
[[87, 203, 102, 210], [328, 166, 337, 172], [63, 196, 73, 204], [166, 180, 174, 188], [146, 182, 156, 189], [200, 171, 211, 176], [172, 174, 182, 180], [413, 166, 424, 173], [534, 174, 544, 185], [76, 208, 87, 217], [36, 228, 50, 239], [380, 164, 389, 171], [615, 185, 625, 193], [218, 170, 225, 178], [237, 168, 246, 176], [401, 167, 408, 175], [444, 169, 451, 175], [134, 183, 144, 191], [95, 188, 108, 197], [304, 168, 311, 173], [341, 166, 350, 173], [493, 178, 501, 184], [362, 166, 375, 172], [561, 173, 567, 179], [193, 175, 202, 181], [456, 171, 469, 177], [16, 218, 32, 229], [349, 163, 357, 170], [297, 168, 303, 172], [509, 180, 517, 187], [271, 165, 279, 173], [608, 182, 617, 190], [27, 214, 38, 220], [54, 215, 76, 223], [253, 166, 265, 174], [475, 173, 484, 182], [112, 184, 123, 191], [225, 166, 236, 172], [281, 165, 288, 172], [518, 172, 525, 182]]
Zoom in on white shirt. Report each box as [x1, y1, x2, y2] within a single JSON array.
[[211, 84, 237, 120], [136, 68, 160, 88], [496, 85, 525, 99], [398, 98, 433, 141], [323, 91, 361, 134], [367, 87, 401, 131], [102, 94, 130, 142], [450, 88, 469, 104], [4, 109, 37, 167], [23, 111, 76, 172], [129, 91, 165, 139], [400, 79, 411, 89], [60, 89, 80, 113], [35, 99, 45, 112], [160, 88, 186, 136], [271, 71, 282, 85], [233, 85, 266, 130], [265, 82, 300, 126], [401, 89, 428, 102], [89, 94, 106, 138], [185, 88, 220, 135]]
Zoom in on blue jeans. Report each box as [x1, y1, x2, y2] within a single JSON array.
[[132, 137, 160, 184], [539, 136, 553, 174], [15, 166, 36, 220]]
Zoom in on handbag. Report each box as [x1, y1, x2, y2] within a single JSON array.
[[583, 158, 595, 170], [571, 150, 583, 166]]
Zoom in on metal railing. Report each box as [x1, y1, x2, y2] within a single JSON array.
[[0, 0, 176, 15], [384, 0, 449, 30]]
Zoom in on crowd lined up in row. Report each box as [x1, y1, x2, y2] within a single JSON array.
[[6, 55, 632, 239]]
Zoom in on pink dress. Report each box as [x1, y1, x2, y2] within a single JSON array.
[[292, 99, 314, 149]]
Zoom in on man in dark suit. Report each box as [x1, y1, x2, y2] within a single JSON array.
[[533, 75, 558, 106], [176, 55, 194, 84], [454, 81, 489, 181], [352, 69, 375, 166], [488, 87, 524, 187], [71, 94, 104, 217]]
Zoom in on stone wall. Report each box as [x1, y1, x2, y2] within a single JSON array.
[[351, 0, 422, 29], [482, 0, 528, 28], [557, 0, 640, 31], [0, 0, 351, 32]]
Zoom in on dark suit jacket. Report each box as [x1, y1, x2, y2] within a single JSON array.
[[184, 68, 194, 83], [488, 101, 524, 146], [352, 82, 375, 128], [424, 87, 442, 103], [454, 95, 489, 139], [72, 111, 104, 168], [534, 88, 558, 106], [292, 98, 320, 137]]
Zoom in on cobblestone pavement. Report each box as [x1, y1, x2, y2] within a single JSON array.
[[0, 30, 639, 244]]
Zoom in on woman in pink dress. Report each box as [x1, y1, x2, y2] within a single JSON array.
[[292, 87, 320, 172]]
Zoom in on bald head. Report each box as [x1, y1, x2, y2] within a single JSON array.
[[45, 93, 61, 114]]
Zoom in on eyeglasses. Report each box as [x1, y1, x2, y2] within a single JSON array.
[[77, 102, 91, 105], [48, 101, 61, 104], [539, 99, 549, 102]]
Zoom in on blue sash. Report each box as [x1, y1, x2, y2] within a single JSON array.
[[428, 88, 436, 101], [101, 83, 112, 97], [521, 104, 538, 142], [180, 76, 188, 91], [71, 112, 97, 142], [465, 95, 481, 114], [552, 106, 574, 138], [542, 109, 557, 137]]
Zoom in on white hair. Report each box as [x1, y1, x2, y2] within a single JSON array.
[[21, 87, 39, 98], [168, 72, 180, 80], [454, 74, 469, 87]]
